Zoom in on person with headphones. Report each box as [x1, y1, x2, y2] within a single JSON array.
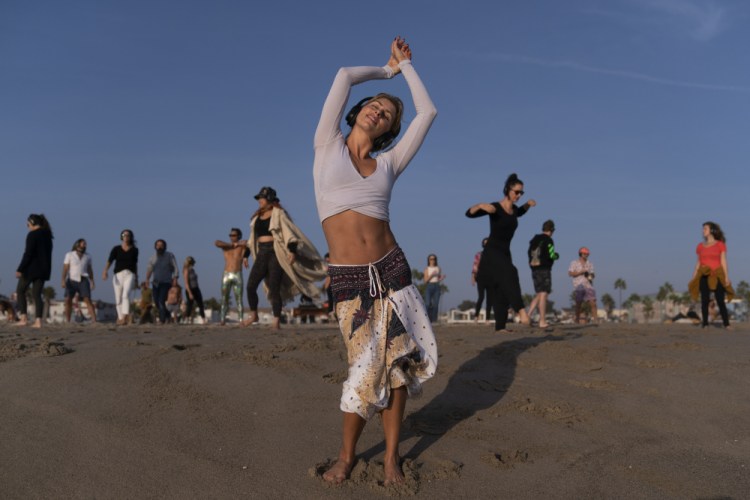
[[466, 173, 536, 332], [102, 229, 139, 325], [689, 222, 733, 328], [568, 246, 597, 324], [313, 37, 438, 485]]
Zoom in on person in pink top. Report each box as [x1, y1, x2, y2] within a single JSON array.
[[692, 221, 731, 328]]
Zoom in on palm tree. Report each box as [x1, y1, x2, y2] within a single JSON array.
[[656, 282, 674, 320], [601, 293, 615, 319], [614, 278, 627, 310], [623, 293, 641, 323], [642, 296, 654, 322]]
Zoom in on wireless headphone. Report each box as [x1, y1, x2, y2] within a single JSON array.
[[345, 96, 399, 152]]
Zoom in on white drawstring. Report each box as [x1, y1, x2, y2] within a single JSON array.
[[368, 263, 387, 328], [368, 263, 385, 298]]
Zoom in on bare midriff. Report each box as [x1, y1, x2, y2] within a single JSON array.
[[322, 210, 396, 265]]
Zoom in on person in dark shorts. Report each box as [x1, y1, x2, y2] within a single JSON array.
[[526, 220, 559, 328]]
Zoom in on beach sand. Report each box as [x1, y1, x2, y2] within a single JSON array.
[[1, 320, 748, 499]]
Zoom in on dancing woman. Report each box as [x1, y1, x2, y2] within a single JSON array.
[[466, 173, 535, 332], [245, 186, 326, 329], [102, 229, 139, 325], [689, 222, 733, 328], [314, 37, 438, 485], [15, 214, 54, 328]]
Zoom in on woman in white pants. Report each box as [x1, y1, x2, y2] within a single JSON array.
[[102, 229, 139, 325]]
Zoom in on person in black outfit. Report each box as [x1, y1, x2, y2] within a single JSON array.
[[526, 219, 559, 328], [466, 173, 536, 332], [15, 214, 54, 328]]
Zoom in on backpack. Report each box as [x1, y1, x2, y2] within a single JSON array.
[[529, 238, 543, 267]]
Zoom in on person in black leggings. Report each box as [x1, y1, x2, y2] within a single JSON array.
[[472, 238, 493, 321], [15, 213, 54, 328], [466, 173, 536, 332]]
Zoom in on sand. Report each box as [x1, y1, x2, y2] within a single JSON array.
[[1, 320, 748, 499]]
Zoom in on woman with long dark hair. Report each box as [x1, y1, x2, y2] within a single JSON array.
[[466, 173, 535, 332], [15, 213, 54, 328], [183, 256, 206, 324], [689, 221, 733, 328], [245, 186, 326, 330], [313, 37, 438, 485], [423, 254, 445, 323]]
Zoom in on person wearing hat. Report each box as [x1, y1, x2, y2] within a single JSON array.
[[243, 186, 327, 329], [568, 246, 597, 324], [15, 213, 54, 327]]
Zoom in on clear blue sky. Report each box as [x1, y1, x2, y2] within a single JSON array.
[[2, 0, 748, 312]]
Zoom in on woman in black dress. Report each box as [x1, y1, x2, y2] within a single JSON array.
[[466, 173, 535, 332]]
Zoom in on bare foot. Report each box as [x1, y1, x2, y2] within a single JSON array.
[[322, 458, 354, 484], [31, 319, 42, 329], [538, 322, 550, 329], [518, 309, 531, 326], [13, 320, 28, 327], [383, 456, 404, 486], [271, 317, 280, 330], [497, 328, 514, 334]]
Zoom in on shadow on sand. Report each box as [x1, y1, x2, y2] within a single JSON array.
[[361, 328, 583, 461]]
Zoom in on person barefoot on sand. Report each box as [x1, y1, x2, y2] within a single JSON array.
[[244, 187, 326, 329], [466, 173, 535, 333], [15, 214, 54, 328], [313, 37, 438, 485], [215, 228, 247, 325]]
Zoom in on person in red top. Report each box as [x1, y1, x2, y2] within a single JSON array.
[[692, 221, 731, 328]]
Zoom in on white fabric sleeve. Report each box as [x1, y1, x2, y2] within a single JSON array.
[[384, 60, 437, 177], [314, 65, 394, 148]]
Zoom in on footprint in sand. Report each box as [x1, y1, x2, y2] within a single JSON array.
[[482, 449, 532, 469]]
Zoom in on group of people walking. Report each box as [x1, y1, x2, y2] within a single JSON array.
[[11, 190, 328, 328]]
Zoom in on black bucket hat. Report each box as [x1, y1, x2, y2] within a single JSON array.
[[254, 186, 278, 202]]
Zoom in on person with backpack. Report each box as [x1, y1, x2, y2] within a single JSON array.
[[526, 220, 559, 328]]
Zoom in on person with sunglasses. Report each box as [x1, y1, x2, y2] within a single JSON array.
[[102, 229, 139, 325], [215, 228, 248, 325], [466, 173, 536, 332]]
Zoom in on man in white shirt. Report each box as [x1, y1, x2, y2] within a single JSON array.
[[568, 247, 597, 324], [62, 238, 97, 323]]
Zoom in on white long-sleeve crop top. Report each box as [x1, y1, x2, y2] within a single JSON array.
[[313, 60, 437, 223]]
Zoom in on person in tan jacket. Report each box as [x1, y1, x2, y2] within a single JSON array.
[[244, 186, 326, 329]]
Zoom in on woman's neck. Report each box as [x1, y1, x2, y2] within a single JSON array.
[[346, 131, 374, 159]]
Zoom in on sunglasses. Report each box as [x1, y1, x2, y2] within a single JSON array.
[[511, 189, 525, 196], [229, 234, 239, 238]]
